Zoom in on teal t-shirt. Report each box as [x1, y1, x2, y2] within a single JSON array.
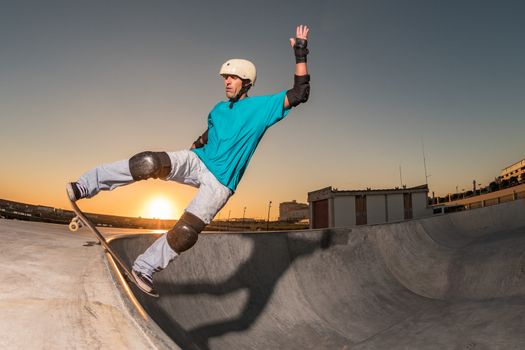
[[192, 90, 291, 192]]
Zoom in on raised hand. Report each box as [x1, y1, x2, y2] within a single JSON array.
[[284, 25, 310, 109], [289, 25, 310, 48]]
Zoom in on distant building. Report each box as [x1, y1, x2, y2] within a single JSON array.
[[308, 185, 431, 229], [499, 158, 525, 181], [279, 200, 309, 222]]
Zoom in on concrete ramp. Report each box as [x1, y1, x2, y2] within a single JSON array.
[[109, 199, 525, 349]]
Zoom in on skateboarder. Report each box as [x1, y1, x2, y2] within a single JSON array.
[[67, 25, 310, 295]]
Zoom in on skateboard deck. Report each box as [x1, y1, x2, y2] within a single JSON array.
[[68, 197, 159, 298]]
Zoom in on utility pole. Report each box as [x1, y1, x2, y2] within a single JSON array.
[[266, 201, 272, 231], [421, 138, 430, 187], [242, 206, 246, 223], [399, 165, 403, 188]]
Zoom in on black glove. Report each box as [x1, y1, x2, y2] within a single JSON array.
[[294, 38, 309, 63]]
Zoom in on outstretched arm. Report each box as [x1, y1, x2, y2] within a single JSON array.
[[284, 25, 310, 109]]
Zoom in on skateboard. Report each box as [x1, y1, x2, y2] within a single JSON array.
[[68, 196, 159, 298]]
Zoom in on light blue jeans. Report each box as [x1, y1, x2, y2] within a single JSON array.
[[77, 150, 232, 276]]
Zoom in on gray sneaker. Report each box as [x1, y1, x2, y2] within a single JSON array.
[[66, 182, 88, 201], [132, 269, 156, 294]]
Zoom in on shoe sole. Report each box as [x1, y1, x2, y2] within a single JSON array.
[[131, 270, 159, 297], [66, 183, 77, 202]]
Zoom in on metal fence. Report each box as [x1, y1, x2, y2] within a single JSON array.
[[464, 189, 525, 210]]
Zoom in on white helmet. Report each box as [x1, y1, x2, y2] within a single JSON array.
[[220, 59, 256, 86]]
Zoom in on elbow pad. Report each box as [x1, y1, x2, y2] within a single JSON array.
[[193, 129, 209, 148], [286, 74, 310, 108]]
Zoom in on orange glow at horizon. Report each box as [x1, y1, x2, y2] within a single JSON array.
[[143, 196, 178, 220]]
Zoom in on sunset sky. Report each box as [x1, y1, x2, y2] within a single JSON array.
[[1, 1, 524, 220]]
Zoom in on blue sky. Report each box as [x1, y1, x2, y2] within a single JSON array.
[[1, 0, 524, 218]]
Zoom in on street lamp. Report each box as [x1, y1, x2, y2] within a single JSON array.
[[266, 201, 272, 231], [242, 206, 246, 223]]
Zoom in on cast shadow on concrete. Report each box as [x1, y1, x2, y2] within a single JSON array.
[[155, 230, 339, 350]]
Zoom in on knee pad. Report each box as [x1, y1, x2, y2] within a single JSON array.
[[167, 211, 206, 253], [129, 151, 171, 181]]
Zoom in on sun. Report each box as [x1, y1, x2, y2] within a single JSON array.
[[145, 196, 176, 219]]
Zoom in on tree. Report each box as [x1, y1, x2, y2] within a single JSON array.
[[489, 181, 499, 192]]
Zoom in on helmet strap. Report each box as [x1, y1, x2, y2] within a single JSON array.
[[229, 81, 252, 109]]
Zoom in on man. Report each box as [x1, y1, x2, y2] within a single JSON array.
[[67, 25, 310, 295]]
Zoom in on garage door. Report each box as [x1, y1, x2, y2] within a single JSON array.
[[312, 199, 329, 228]]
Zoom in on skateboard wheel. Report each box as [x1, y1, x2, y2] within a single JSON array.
[[69, 217, 83, 232], [69, 221, 79, 232]]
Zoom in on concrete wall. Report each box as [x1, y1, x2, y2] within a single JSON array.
[[444, 183, 525, 207], [413, 192, 432, 218], [334, 196, 355, 227], [387, 194, 404, 222], [332, 192, 430, 227], [367, 195, 386, 225]]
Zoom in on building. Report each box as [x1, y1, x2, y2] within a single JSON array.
[[279, 200, 309, 222], [308, 185, 431, 229], [499, 158, 525, 182]]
